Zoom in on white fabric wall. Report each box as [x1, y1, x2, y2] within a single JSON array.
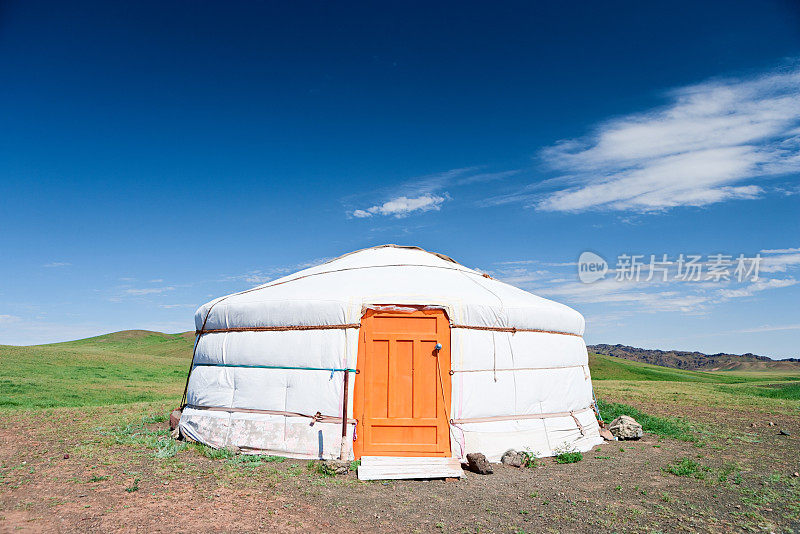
[[180, 246, 603, 460], [180, 327, 602, 460]]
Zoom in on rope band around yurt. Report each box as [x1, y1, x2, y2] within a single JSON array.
[[450, 324, 582, 336], [449, 406, 593, 425], [192, 363, 358, 373], [184, 404, 357, 425], [195, 324, 361, 335]]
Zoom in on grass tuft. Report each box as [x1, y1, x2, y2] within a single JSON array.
[[553, 445, 583, 464], [663, 457, 709, 479], [307, 460, 337, 477]]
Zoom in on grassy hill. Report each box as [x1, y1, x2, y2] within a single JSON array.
[[589, 343, 800, 371], [1, 330, 798, 410], [589, 351, 800, 402], [0, 330, 193, 409]]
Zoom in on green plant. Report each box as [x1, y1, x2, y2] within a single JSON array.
[[553, 445, 583, 464], [663, 457, 709, 479], [125, 477, 139, 493], [349, 459, 361, 471], [307, 460, 336, 477], [520, 449, 539, 468], [193, 444, 237, 460], [88, 475, 109, 482]]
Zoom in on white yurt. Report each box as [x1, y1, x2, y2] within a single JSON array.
[[179, 245, 603, 466]]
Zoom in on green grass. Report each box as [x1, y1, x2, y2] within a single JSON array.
[[554, 451, 583, 464], [596, 399, 697, 442], [715, 382, 800, 401], [0, 330, 192, 409], [588, 352, 769, 384], [663, 457, 710, 479]]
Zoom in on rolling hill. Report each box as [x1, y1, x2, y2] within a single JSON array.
[[588, 343, 800, 371]]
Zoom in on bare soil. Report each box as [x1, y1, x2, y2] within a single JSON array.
[[1, 397, 798, 533]]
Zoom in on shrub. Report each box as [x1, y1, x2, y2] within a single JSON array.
[[553, 444, 583, 464]]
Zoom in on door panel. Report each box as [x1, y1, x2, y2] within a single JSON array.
[[353, 308, 451, 458]]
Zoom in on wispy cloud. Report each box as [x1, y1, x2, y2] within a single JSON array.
[[349, 167, 518, 218], [759, 248, 800, 273], [487, 246, 800, 316], [43, 262, 71, 268], [353, 194, 448, 218], [123, 286, 175, 296], [225, 257, 333, 286], [487, 65, 800, 213], [717, 277, 797, 298], [0, 314, 21, 323], [739, 323, 800, 333]]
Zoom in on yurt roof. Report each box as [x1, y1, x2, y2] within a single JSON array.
[[195, 245, 585, 335]]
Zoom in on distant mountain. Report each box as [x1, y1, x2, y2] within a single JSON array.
[[587, 344, 800, 371]]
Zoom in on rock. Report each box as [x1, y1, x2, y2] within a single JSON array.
[[608, 415, 643, 440], [325, 460, 351, 475], [792, 472, 799, 478], [598, 427, 616, 441], [466, 453, 493, 474], [749, 422, 756, 428], [768, 421, 775, 427], [500, 449, 523, 467], [169, 409, 182, 431], [779, 429, 790, 436], [63, 454, 70, 459]]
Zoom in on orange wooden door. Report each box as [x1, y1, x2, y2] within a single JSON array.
[[353, 308, 451, 458]]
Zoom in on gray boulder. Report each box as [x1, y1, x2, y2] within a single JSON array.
[[500, 449, 523, 467], [608, 415, 643, 440], [466, 452, 493, 474]]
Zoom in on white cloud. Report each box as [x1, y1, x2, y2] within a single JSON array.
[[43, 262, 71, 268], [491, 65, 800, 213], [759, 250, 800, 273], [761, 247, 800, 254], [225, 257, 333, 286], [0, 314, 21, 323], [353, 194, 447, 218], [739, 323, 800, 333], [717, 277, 797, 298], [124, 286, 175, 296], [349, 167, 518, 218]]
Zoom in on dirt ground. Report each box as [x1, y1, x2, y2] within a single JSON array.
[[1, 397, 798, 533]]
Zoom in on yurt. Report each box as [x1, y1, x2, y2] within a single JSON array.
[[179, 245, 603, 471]]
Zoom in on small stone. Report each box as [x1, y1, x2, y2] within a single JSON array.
[[64, 454, 70, 459], [768, 421, 775, 427], [169, 409, 182, 431], [608, 415, 643, 440], [598, 427, 616, 441], [792, 472, 799, 477], [500, 449, 523, 468], [325, 460, 351, 475], [779, 429, 790, 436], [466, 452, 493, 475], [749, 423, 756, 428]]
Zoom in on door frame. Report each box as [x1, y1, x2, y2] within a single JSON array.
[[352, 306, 452, 459]]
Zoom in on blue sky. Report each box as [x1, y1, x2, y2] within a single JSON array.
[[1, 1, 799, 358]]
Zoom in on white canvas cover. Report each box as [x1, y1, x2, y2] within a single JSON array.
[[180, 245, 603, 461]]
